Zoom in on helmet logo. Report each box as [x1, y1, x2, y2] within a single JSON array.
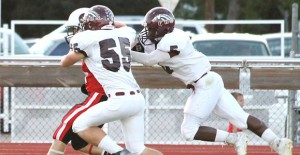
[[78, 13, 85, 23], [85, 9, 113, 22], [86, 11, 103, 21], [153, 14, 174, 26]]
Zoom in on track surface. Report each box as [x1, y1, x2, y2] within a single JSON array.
[[0, 143, 299, 155]]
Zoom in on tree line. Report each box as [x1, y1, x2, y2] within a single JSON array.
[[2, 0, 298, 38]]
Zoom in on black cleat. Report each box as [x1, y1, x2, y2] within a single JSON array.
[[102, 149, 131, 155]]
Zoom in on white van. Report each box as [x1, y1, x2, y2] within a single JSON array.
[[191, 33, 272, 57]]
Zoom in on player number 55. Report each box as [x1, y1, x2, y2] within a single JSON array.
[[99, 37, 131, 72]]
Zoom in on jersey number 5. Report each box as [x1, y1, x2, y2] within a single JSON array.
[[99, 37, 131, 72], [161, 45, 179, 74]]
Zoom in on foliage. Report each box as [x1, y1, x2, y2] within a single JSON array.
[[2, 0, 300, 38]]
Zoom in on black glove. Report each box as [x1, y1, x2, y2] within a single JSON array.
[[81, 84, 89, 95], [131, 42, 144, 53]]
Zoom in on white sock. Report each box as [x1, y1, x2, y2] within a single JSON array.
[[261, 128, 279, 143], [215, 129, 230, 142], [98, 135, 123, 154], [48, 149, 64, 155]]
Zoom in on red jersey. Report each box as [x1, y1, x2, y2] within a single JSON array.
[[227, 123, 243, 133], [82, 61, 104, 94]]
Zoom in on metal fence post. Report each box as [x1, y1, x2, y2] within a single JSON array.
[[287, 3, 299, 144]]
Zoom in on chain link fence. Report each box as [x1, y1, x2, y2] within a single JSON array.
[[0, 59, 299, 146]]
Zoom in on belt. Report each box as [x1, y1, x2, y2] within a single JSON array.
[[108, 90, 140, 98], [194, 72, 207, 83], [186, 72, 208, 90]]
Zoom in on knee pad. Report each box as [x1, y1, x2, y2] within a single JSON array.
[[231, 120, 248, 130], [181, 123, 199, 141], [71, 124, 104, 150], [71, 133, 88, 150], [181, 114, 204, 141], [230, 113, 249, 130]]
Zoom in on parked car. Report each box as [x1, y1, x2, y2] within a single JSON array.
[[0, 28, 30, 56], [24, 38, 40, 48], [191, 33, 272, 57], [262, 32, 300, 57], [29, 33, 68, 56], [30, 18, 207, 56]]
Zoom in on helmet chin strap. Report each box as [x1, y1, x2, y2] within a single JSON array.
[[155, 37, 162, 42], [149, 37, 161, 45]]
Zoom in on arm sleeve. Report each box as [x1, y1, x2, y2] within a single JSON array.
[[131, 49, 170, 66]]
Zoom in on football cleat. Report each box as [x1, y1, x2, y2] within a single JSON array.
[[270, 138, 293, 155], [102, 149, 131, 155]]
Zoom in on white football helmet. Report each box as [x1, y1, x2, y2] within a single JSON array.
[[65, 7, 89, 44]]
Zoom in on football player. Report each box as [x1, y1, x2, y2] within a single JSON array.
[[131, 7, 293, 155], [47, 8, 107, 155], [61, 5, 163, 155]]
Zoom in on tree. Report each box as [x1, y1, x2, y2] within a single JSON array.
[[223, 0, 241, 32], [2, 0, 159, 38], [205, 0, 215, 32], [2, 0, 300, 38]]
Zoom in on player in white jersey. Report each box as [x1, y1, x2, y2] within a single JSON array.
[[48, 7, 107, 155], [131, 7, 293, 155], [61, 5, 163, 155]]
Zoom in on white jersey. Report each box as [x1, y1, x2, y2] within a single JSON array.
[[140, 28, 211, 85], [70, 27, 140, 95]]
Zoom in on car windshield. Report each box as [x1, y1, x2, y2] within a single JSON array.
[[193, 40, 270, 56], [267, 37, 300, 56], [13, 33, 30, 54], [45, 41, 69, 56]]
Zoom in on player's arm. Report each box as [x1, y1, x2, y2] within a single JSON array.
[[60, 49, 85, 67], [131, 49, 170, 66], [113, 21, 126, 28]]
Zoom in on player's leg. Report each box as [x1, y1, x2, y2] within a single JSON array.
[[70, 93, 108, 154], [71, 124, 105, 155], [247, 114, 292, 154], [214, 88, 292, 155], [48, 92, 106, 155], [141, 148, 163, 155], [181, 71, 223, 141], [77, 144, 100, 155], [48, 138, 104, 155], [182, 112, 249, 155], [182, 72, 247, 155], [73, 95, 142, 154], [119, 94, 162, 155], [211, 88, 249, 154], [47, 140, 66, 155], [48, 113, 75, 155]]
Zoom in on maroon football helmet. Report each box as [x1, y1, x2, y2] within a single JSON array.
[[82, 5, 114, 30], [139, 7, 175, 44]]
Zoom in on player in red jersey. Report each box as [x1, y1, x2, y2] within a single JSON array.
[[47, 8, 107, 155], [64, 5, 163, 155]]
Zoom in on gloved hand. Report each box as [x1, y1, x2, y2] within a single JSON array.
[[80, 84, 89, 95]]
